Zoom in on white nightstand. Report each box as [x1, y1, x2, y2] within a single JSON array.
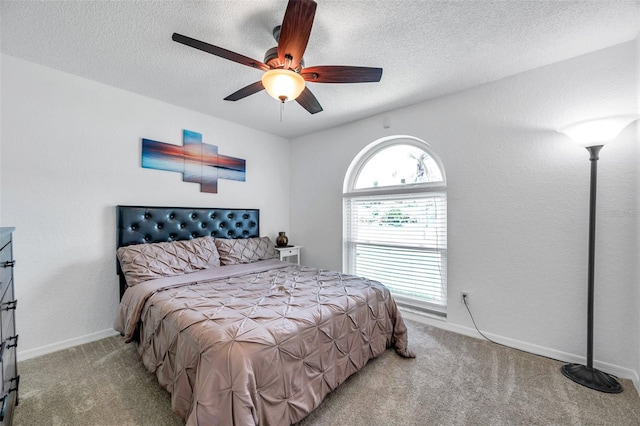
[[275, 245, 302, 265]]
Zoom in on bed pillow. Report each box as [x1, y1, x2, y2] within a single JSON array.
[[214, 236, 278, 265], [117, 236, 220, 286], [175, 236, 221, 268]]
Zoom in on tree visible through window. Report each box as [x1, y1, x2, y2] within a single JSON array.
[[355, 144, 443, 188], [344, 138, 447, 314]]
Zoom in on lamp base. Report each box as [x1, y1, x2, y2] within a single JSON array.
[[561, 363, 622, 393]]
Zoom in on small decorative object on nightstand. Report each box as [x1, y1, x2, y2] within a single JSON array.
[[275, 232, 289, 247], [275, 245, 302, 265]]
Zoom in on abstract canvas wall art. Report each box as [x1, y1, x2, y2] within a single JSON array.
[[141, 129, 246, 193]]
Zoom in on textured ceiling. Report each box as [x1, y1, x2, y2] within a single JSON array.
[[2, 0, 639, 139]]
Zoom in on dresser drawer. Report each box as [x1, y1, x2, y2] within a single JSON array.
[[0, 345, 18, 426], [0, 387, 16, 426], [0, 228, 16, 426], [0, 234, 10, 254], [0, 245, 13, 307], [2, 337, 16, 385], [0, 279, 16, 344], [0, 312, 15, 349]]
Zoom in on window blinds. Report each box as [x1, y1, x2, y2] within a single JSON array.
[[344, 191, 447, 313]]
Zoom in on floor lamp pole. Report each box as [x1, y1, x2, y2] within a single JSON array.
[[560, 145, 622, 393], [586, 145, 598, 369]]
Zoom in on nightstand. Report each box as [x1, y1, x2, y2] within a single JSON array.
[[275, 246, 302, 265]]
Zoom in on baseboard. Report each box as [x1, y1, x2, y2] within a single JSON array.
[[401, 309, 640, 396], [17, 328, 120, 361], [632, 371, 640, 397]]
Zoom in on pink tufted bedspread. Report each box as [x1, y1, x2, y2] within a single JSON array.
[[114, 259, 414, 425]]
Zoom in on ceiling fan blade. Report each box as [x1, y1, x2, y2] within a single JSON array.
[[278, 0, 317, 70], [224, 81, 265, 101], [296, 87, 323, 114], [172, 33, 270, 72], [301, 66, 383, 83]]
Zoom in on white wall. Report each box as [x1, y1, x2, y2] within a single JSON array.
[[290, 41, 639, 383], [0, 54, 290, 358]]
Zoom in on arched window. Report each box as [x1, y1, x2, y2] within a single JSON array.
[[343, 136, 447, 315]]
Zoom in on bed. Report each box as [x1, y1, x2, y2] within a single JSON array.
[[113, 205, 415, 425]]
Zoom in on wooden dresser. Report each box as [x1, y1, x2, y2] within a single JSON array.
[[0, 228, 18, 425]]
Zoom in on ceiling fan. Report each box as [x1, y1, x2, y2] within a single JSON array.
[[172, 0, 383, 114]]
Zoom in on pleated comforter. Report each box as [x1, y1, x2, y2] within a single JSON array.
[[114, 259, 414, 425]]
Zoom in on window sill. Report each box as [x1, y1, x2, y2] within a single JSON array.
[[397, 302, 446, 320]]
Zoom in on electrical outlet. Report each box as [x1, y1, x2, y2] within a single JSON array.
[[460, 291, 469, 304]]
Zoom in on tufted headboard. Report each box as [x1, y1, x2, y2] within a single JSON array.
[[116, 205, 260, 298]]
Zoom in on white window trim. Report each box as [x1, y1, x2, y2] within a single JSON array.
[[343, 135, 447, 315], [343, 135, 447, 194]]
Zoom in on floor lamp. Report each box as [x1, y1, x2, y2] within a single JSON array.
[[557, 114, 639, 393]]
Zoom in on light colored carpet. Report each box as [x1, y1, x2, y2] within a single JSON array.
[[14, 320, 640, 425]]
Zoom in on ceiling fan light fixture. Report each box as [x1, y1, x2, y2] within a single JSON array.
[[261, 69, 305, 102]]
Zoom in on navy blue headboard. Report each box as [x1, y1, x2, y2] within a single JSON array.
[[116, 205, 260, 298]]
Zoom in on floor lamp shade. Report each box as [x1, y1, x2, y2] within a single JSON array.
[[558, 115, 639, 147], [556, 114, 638, 393]]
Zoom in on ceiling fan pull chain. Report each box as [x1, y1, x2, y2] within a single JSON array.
[[280, 100, 284, 122]]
